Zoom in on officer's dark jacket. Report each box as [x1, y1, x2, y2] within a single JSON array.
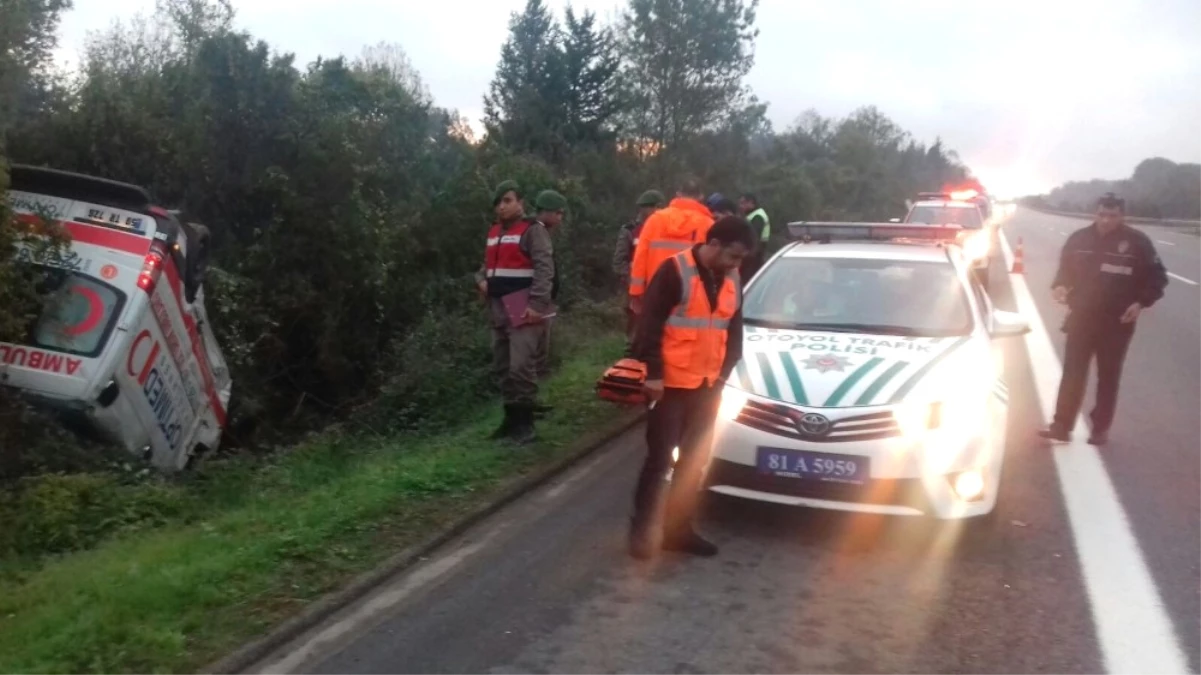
[[1053, 223, 1168, 319]]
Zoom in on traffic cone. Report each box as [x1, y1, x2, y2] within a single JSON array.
[[1011, 237, 1025, 274]]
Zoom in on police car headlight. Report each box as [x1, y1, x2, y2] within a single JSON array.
[[938, 395, 990, 441], [897, 396, 988, 441], [718, 385, 749, 421], [895, 401, 936, 439]]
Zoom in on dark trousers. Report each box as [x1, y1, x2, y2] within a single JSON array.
[[631, 385, 721, 536], [534, 318, 553, 381], [1052, 316, 1135, 433]]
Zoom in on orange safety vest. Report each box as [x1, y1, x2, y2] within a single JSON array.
[[661, 249, 741, 389], [628, 198, 714, 298]]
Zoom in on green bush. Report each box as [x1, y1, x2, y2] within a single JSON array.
[[0, 473, 191, 557], [367, 308, 496, 434]]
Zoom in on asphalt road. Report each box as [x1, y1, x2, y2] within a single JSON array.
[[252, 207, 1200, 675]]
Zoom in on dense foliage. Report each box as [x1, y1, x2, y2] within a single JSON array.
[[2, 0, 977, 478], [1025, 157, 1201, 220]]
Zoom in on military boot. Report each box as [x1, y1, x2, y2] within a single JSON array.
[[489, 405, 515, 440], [508, 403, 537, 445]]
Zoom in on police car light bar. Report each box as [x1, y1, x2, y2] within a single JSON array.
[[787, 221, 964, 244]]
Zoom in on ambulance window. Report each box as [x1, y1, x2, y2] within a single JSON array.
[[31, 271, 126, 358]]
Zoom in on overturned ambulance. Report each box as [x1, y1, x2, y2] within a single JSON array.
[[2, 165, 232, 471]]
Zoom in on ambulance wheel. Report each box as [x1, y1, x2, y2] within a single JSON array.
[[184, 444, 212, 470]]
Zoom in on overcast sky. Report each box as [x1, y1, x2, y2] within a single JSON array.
[[52, 0, 1201, 197]]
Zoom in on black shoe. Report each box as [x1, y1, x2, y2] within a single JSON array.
[[628, 518, 655, 560], [508, 404, 537, 445], [662, 529, 718, 557], [1087, 430, 1109, 446], [1037, 426, 1070, 442], [489, 405, 515, 440]]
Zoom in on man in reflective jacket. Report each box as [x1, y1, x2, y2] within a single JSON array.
[[628, 177, 714, 321], [474, 180, 555, 444], [628, 216, 754, 559], [1039, 192, 1168, 445], [738, 192, 770, 284]]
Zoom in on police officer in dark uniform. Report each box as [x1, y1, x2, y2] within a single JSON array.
[[1039, 193, 1168, 445]]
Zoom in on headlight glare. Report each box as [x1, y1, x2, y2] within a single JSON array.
[[961, 231, 990, 261], [895, 401, 935, 438], [718, 386, 749, 420]]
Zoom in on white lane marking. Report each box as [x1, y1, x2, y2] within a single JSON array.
[[1167, 272, 1199, 286], [1000, 234, 1188, 675], [1156, 240, 1176, 246]]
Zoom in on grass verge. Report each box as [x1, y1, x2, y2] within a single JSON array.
[[0, 330, 627, 674]]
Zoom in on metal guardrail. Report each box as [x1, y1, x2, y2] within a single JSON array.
[[1023, 205, 1200, 228]]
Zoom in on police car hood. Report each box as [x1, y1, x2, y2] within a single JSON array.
[[733, 324, 983, 408]]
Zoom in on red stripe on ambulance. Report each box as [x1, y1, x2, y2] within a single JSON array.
[[14, 214, 150, 256], [159, 255, 227, 426]]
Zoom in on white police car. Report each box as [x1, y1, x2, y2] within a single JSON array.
[[900, 192, 994, 287], [705, 222, 1028, 519]]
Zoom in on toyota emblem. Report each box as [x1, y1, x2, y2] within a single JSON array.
[[797, 412, 832, 437]]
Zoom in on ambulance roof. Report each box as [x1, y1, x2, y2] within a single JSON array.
[[9, 164, 155, 215]]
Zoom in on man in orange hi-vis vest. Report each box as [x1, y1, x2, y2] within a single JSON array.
[[628, 216, 754, 560], [627, 177, 714, 320]]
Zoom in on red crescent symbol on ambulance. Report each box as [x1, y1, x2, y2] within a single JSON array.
[[64, 286, 104, 336]]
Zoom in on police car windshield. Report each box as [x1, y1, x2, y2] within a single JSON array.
[[743, 257, 973, 337], [907, 205, 982, 229]]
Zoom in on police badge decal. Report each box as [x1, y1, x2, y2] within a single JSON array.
[[801, 353, 852, 373]]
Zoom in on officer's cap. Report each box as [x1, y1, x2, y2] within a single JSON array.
[[535, 189, 567, 212], [636, 190, 665, 208], [492, 180, 522, 206]]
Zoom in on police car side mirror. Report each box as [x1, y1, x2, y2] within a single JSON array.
[[888, 217, 901, 223], [989, 309, 1030, 339]]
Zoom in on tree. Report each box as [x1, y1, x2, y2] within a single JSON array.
[[561, 7, 622, 148], [619, 0, 759, 170], [355, 41, 431, 105], [482, 0, 568, 163], [0, 0, 72, 132], [157, 0, 233, 49], [1040, 158, 1200, 220]]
